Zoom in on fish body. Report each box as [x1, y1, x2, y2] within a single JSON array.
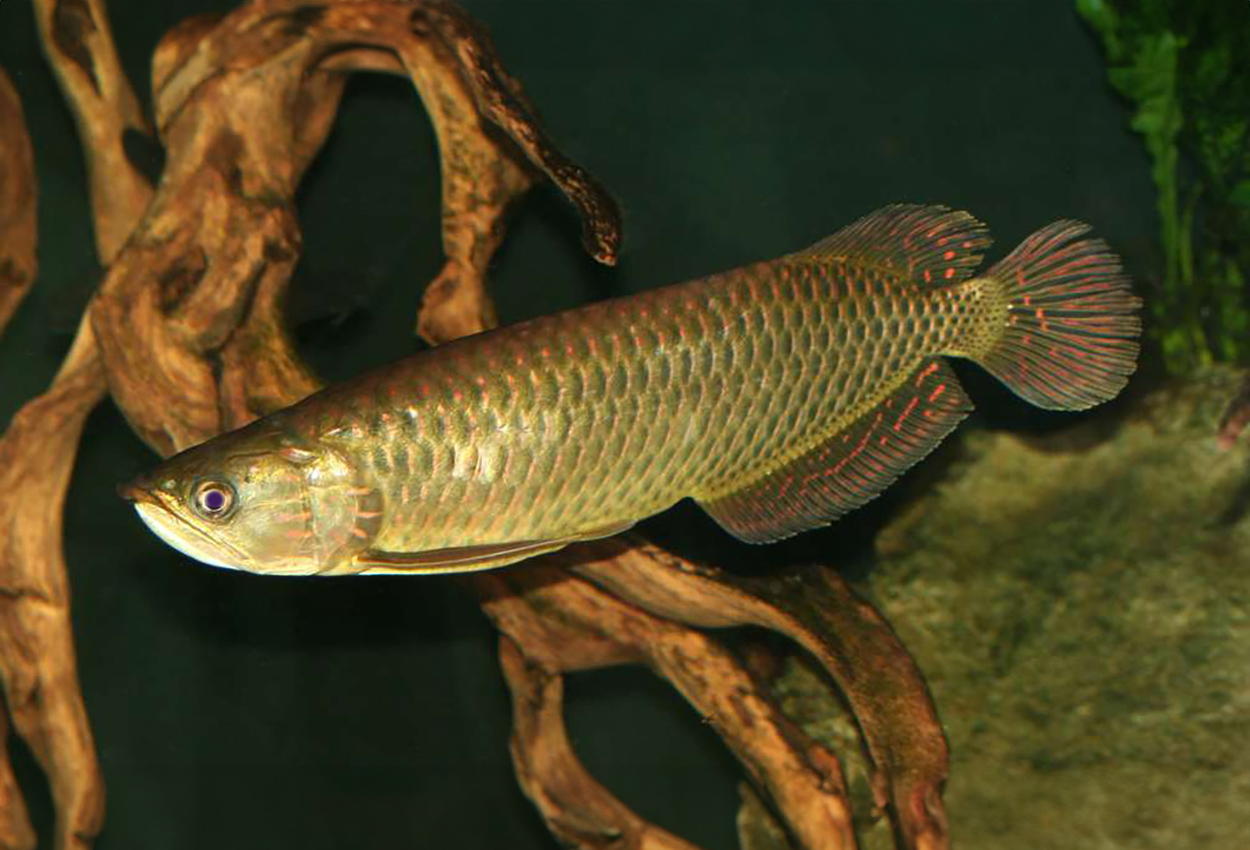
[[122, 205, 1141, 576]]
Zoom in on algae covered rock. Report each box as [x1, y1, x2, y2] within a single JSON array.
[[740, 367, 1250, 850]]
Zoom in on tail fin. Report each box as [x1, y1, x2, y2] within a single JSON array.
[[974, 221, 1141, 411]]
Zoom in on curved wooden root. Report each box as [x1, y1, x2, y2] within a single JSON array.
[[31, 0, 153, 262], [0, 70, 37, 339], [0, 699, 36, 850], [477, 565, 860, 850], [0, 323, 108, 850], [1, 0, 153, 840], [500, 637, 702, 850], [564, 539, 950, 850], [90, 0, 622, 456]]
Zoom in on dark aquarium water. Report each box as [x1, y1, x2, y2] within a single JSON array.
[[1, 1, 1245, 849]]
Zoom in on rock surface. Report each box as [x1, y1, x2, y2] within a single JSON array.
[[740, 366, 1250, 849]]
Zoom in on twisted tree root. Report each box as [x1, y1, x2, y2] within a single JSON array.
[[566, 540, 949, 850], [0, 70, 37, 339], [1, 0, 156, 840], [475, 563, 860, 850]]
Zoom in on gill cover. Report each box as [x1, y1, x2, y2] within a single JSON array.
[[278, 442, 384, 574]]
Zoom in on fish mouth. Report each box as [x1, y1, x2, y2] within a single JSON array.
[[116, 477, 150, 503], [122, 480, 250, 572]]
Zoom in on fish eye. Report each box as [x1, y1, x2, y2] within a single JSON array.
[[191, 480, 236, 521]]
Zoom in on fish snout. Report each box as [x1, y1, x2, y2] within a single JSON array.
[[116, 475, 153, 503]]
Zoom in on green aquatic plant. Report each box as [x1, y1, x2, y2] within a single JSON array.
[[1078, 0, 1250, 372]]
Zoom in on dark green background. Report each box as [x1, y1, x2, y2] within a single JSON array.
[[0, 1, 1155, 848]]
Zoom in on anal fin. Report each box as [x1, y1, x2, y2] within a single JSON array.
[[697, 358, 971, 543], [351, 521, 635, 575]]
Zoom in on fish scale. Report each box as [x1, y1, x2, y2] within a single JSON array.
[[123, 205, 1141, 576]]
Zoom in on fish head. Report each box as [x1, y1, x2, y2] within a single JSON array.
[[119, 421, 378, 576]]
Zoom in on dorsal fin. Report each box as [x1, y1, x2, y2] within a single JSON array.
[[696, 358, 971, 543], [790, 204, 993, 286]]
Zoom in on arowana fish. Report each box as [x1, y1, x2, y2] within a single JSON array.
[[120, 205, 1141, 576]]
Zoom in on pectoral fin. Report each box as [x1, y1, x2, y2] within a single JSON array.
[[351, 521, 635, 575]]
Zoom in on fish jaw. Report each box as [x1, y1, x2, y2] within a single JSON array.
[[116, 475, 153, 504], [127, 490, 250, 572]]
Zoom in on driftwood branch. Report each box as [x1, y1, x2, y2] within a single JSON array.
[[0, 2, 951, 848], [0, 70, 37, 339], [567, 541, 949, 850], [498, 635, 703, 850], [0, 0, 158, 840], [475, 562, 860, 850], [0, 322, 107, 850], [32, 0, 154, 263]]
